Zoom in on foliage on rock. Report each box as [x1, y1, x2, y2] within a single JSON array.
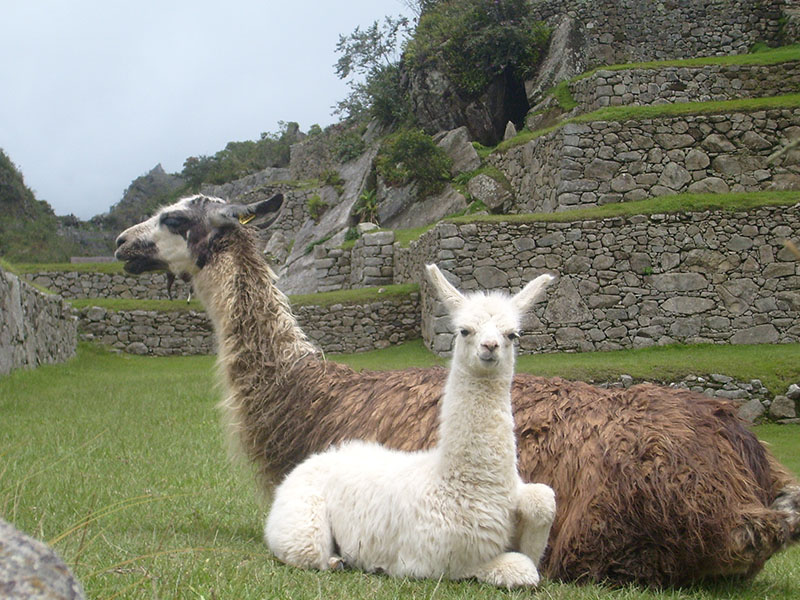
[[405, 0, 550, 97], [376, 129, 452, 197]]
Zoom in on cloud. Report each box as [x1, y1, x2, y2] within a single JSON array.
[[0, 0, 411, 219]]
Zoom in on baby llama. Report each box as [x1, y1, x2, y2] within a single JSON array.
[[266, 264, 556, 588]]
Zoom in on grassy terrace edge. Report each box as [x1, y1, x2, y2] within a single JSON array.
[[446, 190, 800, 226], [67, 283, 421, 313], [497, 93, 800, 153], [572, 44, 800, 81]]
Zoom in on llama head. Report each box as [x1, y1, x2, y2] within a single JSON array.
[[114, 193, 283, 278], [425, 264, 555, 377]]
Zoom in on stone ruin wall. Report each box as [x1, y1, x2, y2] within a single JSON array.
[[531, 0, 788, 68], [75, 294, 421, 357], [0, 266, 77, 376], [410, 205, 800, 356], [492, 108, 800, 214], [570, 62, 800, 114]]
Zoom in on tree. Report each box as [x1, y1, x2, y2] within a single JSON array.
[[333, 16, 413, 125]]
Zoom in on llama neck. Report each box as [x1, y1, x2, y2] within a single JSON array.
[[192, 231, 318, 379], [436, 363, 517, 483]]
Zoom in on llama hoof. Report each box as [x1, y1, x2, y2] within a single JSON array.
[[328, 556, 346, 571]]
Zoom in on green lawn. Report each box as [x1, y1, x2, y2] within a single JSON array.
[[1, 343, 799, 599]]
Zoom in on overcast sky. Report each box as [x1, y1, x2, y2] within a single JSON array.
[[1, 0, 414, 219]]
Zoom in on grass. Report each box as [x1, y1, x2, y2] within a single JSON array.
[[447, 190, 800, 226], [498, 93, 800, 152], [331, 338, 800, 397], [62, 285, 421, 313], [573, 44, 800, 81], [8, 261, 125, 274], [0, 342, 798, 599], [69, 298, 206, 313]]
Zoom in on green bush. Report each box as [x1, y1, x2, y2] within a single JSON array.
[[405, 0, 550, 97], [354, 189, 379, 224], [306, 194, 329, 222], [376, 129, 452, 198], [333, 130, 367, 163]]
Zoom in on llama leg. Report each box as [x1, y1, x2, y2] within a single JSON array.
[[264, 472, 338, 570], [469, 552, 540, 588], [772, 484, 800, 542], [514, 482, 556, 566]]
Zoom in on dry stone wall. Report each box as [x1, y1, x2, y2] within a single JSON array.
[[492, 108, 800, 213], [0, 267, 77, 375], [412, 205, 800, 355], [75, 293, 421, 356], [315, 231, 396, 292], [531, 0, 786, 68], [570, 63, 800, 114], [25, 271, 191, 301]]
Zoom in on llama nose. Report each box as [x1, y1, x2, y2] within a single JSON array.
[[481, 340, 499, 353], [116, 235, 126, 248]]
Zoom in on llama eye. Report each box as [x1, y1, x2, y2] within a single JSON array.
[[161, 215, 188, 230], [507, 332, 520, 341], [460, 329, 472, 337]]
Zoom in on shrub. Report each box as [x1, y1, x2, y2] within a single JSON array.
[[405, 0, 550, 97], [333, 130, 367, 163], [306, 194, 328, 222], [354, 189, 379, 224], [376, 129, 452, 198]]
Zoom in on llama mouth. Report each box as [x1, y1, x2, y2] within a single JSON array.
[[121, 256, 169, 274]]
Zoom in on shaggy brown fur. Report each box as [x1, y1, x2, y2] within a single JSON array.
[[116, 196, 800, 587]]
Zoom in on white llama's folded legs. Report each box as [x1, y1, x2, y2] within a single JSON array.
[[265, 468, 338, 570], [469, 551, 541, 588], [514, 482, 556, 567]]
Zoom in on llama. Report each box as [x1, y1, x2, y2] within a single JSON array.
[[115, 194, 800, 587], [265, 265, 556, 587]]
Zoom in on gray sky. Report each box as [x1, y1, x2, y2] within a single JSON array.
[[1, 0, 413, 219]]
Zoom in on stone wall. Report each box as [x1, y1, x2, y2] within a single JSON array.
[[492, 108, 800, 214], [295, 292, 421, 354], [77, 306, 214, 356], [25, 270, 192, 301], [75, 292, 421, 356], [412, 205, 800, 355], [570, 63, 800, 114], [315, 231, 397, 292], [531, 0, 787, 68], [0, 267, 77, 376]]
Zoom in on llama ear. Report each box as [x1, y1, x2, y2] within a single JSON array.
[[511, 273, 556, 313], [425, 264, 464, 311], [211, 194, 284, 228]]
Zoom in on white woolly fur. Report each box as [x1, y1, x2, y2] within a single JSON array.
[[265, 265, 557, 588]]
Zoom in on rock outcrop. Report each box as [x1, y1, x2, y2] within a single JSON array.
[[0, 519, 85, 600]]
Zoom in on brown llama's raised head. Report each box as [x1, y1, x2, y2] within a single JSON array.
[[114, 193, 283, 279]]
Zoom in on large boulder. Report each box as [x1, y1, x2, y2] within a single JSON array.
[[434, 127, 481, 176], [524, 15, 588, 108], [0, 519, 85, 599], [377, 182, 467, 230]]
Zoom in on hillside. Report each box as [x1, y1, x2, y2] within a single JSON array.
[[0, 148, 78, 262]]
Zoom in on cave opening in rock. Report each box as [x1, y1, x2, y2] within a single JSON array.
[[501, 69, 531, 139]]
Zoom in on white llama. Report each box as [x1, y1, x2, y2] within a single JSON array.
[[265, 264, 556, 588]]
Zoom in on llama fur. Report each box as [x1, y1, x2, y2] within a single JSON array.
[[115, 194, 800, 587], [265, 265, 556, 587]]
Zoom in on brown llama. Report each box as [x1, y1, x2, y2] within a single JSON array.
[[115, 194, 800, 587]]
